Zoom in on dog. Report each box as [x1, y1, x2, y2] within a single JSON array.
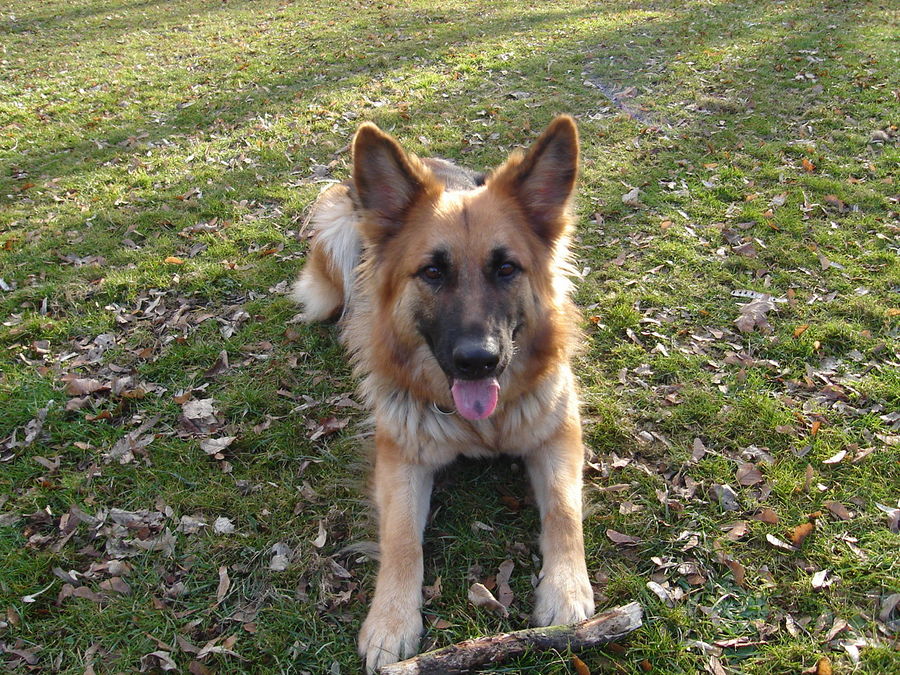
[[292, 115, 593, 672]]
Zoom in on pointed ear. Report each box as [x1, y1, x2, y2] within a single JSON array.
[[352, 123, 439, 236], [489, 115, 579, 242]]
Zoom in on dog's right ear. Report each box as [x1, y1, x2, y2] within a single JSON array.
[[352, 123, 440, 237]]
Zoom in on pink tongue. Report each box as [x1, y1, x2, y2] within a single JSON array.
[[451, 378, 500, 420]]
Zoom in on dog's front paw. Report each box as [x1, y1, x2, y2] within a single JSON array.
[[358, 603, 422, 673], [532, 565, 595, 626]]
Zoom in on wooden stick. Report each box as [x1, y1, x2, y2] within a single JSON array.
[[379, 602, 643, 674]]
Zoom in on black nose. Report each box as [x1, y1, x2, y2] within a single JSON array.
[[452, 338, 500, 378]]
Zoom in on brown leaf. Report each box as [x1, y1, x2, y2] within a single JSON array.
[[140, 651, 178, 672], [824, 501, 852, 520], [816, 656, 833, 675], [717, 551, 746, 586], [496, 559, 515, 608], [753, 508, 780, 524], [691, 437, 707, 462], [308, 416, 349, 441], [572, 655, 591, 675], [64, 377, 108, 396], [736, 463, 763, 486], [722, 521, 749, 541], [790, 521, 815, 548], [735, 298, 775, 334], [214, 566, 230, 607], [165, 256, 185, 265], [793, 324, 810, 338], [802, 158, 816, 172], [606, 529, 642, 546]]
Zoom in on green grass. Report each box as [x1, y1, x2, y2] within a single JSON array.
[[1, 0, 898, 672]]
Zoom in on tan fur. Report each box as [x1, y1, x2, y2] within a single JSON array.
[[293, 116, 593, 673]]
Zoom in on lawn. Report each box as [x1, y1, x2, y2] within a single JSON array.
[[1, 0, 898, 672]]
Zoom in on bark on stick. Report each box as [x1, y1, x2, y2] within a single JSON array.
[[379, 602, 643, 674]]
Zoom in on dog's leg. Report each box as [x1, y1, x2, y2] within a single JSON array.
[[359, 434, 435, 673], [526, 418, 595, 626]]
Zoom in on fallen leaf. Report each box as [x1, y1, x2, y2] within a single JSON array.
[[468, 583, 507, 616], [816, 656, 833, 675], [312, 520, 327, 548], [823, 617, 849, 642], [269, 542, 291, 571], [621, 187, 642, 207], [766, 533, 798, 552], [140, 651, 177, 672], [802, 158, 816, 172], [165, 256, 185, 265], [811, 569, 835, 590], [735, 297, 775, 334], [496, 559, 515, 608], [823, 501, 852, 520], [790, 521, 816, 548], [646, 581, 675, 607], [712, 484, 740, 512], [691, 437, 707, 462], [753, 508, 780, 524], [736, 463, 763, 486], [606, 529, 642, 546], [214, 566, 230, 607], [793, 324, 810, 338], [213, 516, 235, 535], [572, 655, 591, 675], [722, 521, 749, 541], [878, 593, 900, 623], [822, 449, 846, 465], [64, 378, 107, 396]]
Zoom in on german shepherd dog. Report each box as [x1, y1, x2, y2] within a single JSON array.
[[293, 116, 593, 672]]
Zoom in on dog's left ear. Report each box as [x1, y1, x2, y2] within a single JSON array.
[[489, 115, 579, 242]]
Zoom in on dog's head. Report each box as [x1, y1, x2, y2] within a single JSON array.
[[353, 117, 579, 420]]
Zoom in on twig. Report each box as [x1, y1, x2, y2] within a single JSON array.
[[379, 602, 643, 674]]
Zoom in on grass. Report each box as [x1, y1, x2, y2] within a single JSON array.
[[1, 0, 898, 672]]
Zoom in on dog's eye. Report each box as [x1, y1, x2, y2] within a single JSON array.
[[497, 262, 518, 278], [420, 265, 443, 281]]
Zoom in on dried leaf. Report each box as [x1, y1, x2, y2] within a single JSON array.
[[766, 533, 798, 552], [736, 463, 763, 486], [753, 508, 780, 524], [722, 521, 749, 541], [468, 583, 507, 616], [823, 501, 852, 520], [816, 656, 833, 675], [811, 569, 834, 590], [64, 378, 107, 396], [572, 655, 591, 675], [200, 436, 236, 457], [214, 566, 230, 607], [790, 521, 816, 548], [691, 437, 707, 462], [712, 484, 740, 512], [496, 559, 515, 608], [606, 529, 642, 546], [646, 581, 675, 607], [735, 297, 775, 334], [312, 520, 327, 548], [213, 516, 235, 535], [621, 187, 642, 207], [822, 449, 846, 465], [140, 651, 177, 672]]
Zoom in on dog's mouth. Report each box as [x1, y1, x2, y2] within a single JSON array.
[[450, 377, 500, 420]]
